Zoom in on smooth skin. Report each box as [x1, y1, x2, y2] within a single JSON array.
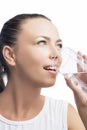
[[0, 18, 85, 129]]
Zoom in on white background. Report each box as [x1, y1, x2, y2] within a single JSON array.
[[0, 0, 87, 107]]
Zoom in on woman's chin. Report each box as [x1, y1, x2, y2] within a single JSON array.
[[42, 81, 56, 88]]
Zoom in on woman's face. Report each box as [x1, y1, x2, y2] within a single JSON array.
[[14, 18, 62, 87]]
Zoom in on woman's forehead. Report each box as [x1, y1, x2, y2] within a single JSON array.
[[20, 18, 60, 38], [21, 18, 56, 30]]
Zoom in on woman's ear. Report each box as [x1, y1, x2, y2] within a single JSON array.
[[2, 45, 16, 66]]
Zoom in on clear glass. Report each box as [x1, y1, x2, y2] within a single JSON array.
[[59, 47, 87, 91]]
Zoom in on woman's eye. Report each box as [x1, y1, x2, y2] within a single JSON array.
[[56, 43, 62, 49], [37, 40, 46, 45]]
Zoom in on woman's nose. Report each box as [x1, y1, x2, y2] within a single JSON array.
[[49, 54, 58, 59], [49, 46, 61, 60]]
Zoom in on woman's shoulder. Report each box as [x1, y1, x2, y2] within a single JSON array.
[[67, 103, 85, 130]]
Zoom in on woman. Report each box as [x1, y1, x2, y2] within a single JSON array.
[[0, 13, 85, 130]]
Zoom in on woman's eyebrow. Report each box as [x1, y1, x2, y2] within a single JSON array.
[[56, 39, 62, 43], [38, 36, 62, 42]]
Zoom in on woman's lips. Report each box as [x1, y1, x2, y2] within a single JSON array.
[[43, 64, 59, 74], [44, 65, 57, 71]]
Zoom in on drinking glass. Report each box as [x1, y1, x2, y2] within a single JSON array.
[[60, 47, 87, 91]]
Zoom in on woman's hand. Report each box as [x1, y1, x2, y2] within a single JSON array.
[[65, 76, 87, 106], [64, 52, 87, 106]]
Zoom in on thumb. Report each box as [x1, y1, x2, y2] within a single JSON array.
[[64, 76, 80, 91], [64, 76, 87, 105]]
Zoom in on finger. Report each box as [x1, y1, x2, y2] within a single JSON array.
[[83, 55, 87, 60], [64, 76, 80, 91]]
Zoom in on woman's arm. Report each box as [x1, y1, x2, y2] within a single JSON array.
[[74, 91, 87, 129], [68, 103, 86, 130], [65, 76, 87, 129]]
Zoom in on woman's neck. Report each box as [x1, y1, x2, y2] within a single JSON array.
[[0, 79, 44, 121]]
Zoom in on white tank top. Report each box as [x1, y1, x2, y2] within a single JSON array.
[[0, 96, 68, 130]]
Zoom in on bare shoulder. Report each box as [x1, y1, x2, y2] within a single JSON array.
[[67, 103, 85, 130]]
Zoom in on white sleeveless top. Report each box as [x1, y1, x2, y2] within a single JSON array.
[[0, 97, 68, 130]]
